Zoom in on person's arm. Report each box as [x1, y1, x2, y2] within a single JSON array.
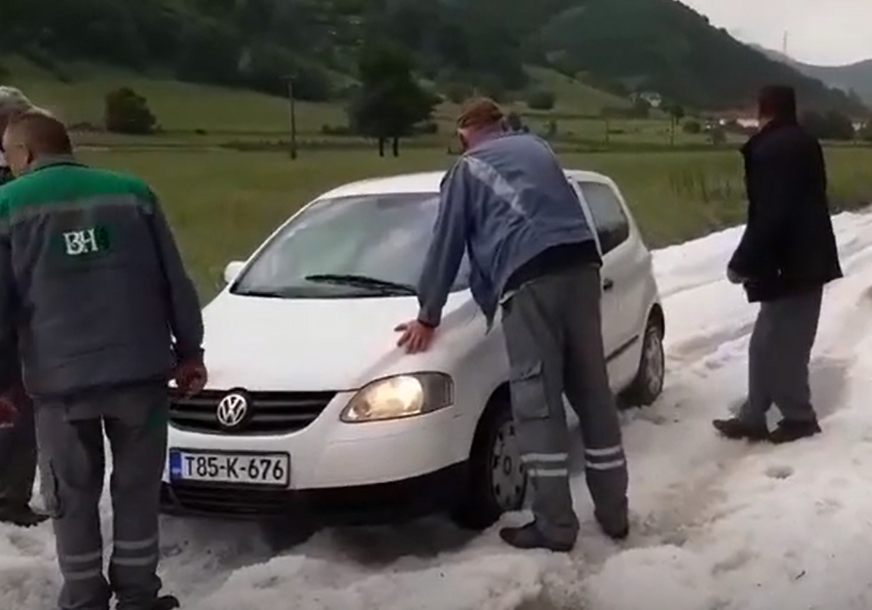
[[416, 160, 472, 327], [728, 150, 792, 278], [144, 190, 204, 362]]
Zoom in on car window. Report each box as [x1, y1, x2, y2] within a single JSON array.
[[232, 193, 470, 299], [576, 181, 630, 254]]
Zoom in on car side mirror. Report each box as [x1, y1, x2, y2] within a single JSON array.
[[223, 261, 245, 285]]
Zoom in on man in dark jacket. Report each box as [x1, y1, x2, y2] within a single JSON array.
[[713, 85, 842, 444], [0, 111, 206, 610], [0, 86, 47, 527]]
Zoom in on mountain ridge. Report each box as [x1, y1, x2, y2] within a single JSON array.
[[749, 43, 872, 105]]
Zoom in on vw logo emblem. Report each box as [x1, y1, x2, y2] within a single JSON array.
[[216, 392, 249, 429]]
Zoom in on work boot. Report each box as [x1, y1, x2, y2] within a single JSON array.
[[597, 518, 629, 541], [712, 418, 770, 442], [0, 502, 49, 527], [498, 522, 574, 553], [133, 595, 179, 610], [769, 419, 821, 444]]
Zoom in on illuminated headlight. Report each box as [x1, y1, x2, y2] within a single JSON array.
[[340, 373, 454, 423]]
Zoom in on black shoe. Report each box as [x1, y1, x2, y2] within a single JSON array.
[[0, 503, 49, 527], [498, 522, 574, 553], [599, 521, 629, 541], [149, 595, 180, 610], [712, 418, 770, 442], [769, 419, 821, 444]]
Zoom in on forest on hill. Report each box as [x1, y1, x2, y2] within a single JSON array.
[[1, 0, 867, 114]]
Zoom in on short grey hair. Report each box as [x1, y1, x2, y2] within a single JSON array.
[[0, 86, 33, 118]]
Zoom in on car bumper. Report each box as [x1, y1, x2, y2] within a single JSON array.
[[160, 462, 467, 524]]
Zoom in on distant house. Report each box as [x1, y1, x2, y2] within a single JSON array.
[[716, 107, 759, 129], [630, 91, 663, 108]]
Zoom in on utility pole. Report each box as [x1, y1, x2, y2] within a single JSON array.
[[283, 74, 297, 160]]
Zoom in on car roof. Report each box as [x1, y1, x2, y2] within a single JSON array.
[[314, 169, 613, 200]]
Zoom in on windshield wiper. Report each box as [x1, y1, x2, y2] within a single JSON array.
[[232, 288, 290, 298], [304, 274, 417, 295]]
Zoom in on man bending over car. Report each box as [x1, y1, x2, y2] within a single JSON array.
[[395, 98, 629, 552]]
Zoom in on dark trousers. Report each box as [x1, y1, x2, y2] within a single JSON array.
[[739, 287, 823, 426], [36, 383, 169, 610], [501, 264, 628, 545]]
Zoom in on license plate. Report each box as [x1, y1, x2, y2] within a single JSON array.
[[169, 450, 289, 486]]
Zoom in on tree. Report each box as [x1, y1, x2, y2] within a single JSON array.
[[859, 122, 872, 143], [104, 87, 157, 135], [801, 110, 856, 141], [682, 119, 701, 134], [348, 42, 438, 156], [666, 103, 685, 146], [526, 90, 556, 110]]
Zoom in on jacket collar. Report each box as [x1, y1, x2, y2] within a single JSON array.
[[741, 117, 796, 157], [23, 154, 82, 175], [464, 125, 505, 152]]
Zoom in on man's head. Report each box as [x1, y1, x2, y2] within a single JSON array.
[[757, 85, 798, 126], [0, 86, 33, 137], [1, 110, 72, 176], [456, 97, 504, 151]]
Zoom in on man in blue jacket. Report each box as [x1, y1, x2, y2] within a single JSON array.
[[395, 98, 629, 552]]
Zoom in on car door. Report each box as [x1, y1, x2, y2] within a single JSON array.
[[573, 180, 638, 383]]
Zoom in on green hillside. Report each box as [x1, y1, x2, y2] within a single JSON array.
[[1, 0, 866, 115]]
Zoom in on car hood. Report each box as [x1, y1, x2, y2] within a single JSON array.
[[200, 291, 483, 392]]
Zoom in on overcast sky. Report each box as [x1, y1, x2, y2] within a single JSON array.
[[682, 0, 871, 65]]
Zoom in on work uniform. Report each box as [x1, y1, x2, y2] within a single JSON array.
[[0, 157, 41, 526], [724, 119, 842, 442], [0, 156, 204, 610], [416, 129, 628, 549]]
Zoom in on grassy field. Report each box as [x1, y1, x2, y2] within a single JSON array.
[[75, 147, 872, 300], [4, 56, 723, 148]]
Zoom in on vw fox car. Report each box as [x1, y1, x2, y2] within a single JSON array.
[[160, 170, 666, 529]]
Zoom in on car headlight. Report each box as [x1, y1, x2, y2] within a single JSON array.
[[340, 373, 454, 423]]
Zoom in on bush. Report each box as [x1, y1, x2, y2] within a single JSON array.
[[320, 124, 353, 136], [526, 89, 556, 110], [104, 87, 157, 135], [682, 119, 702, 134]]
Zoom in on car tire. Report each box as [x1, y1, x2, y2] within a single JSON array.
[[450, 395, 527, 531], [621, 314, 665, 407]]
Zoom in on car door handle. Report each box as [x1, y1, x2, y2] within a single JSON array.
[[602, 278, 614, 291]]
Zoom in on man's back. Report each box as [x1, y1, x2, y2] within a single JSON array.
[[461, 133, 596, 296], [0, 159, 197, 397], [738, 121, 842, 300]]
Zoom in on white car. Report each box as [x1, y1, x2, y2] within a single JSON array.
[[160, 169, 665, 529]]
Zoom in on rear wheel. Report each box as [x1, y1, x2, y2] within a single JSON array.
[[621, 315, 665, 407], [450, 396, 527, 530]]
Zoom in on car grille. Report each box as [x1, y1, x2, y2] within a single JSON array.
[[169, 390, 336, 435], [162, 483, 292, 517]]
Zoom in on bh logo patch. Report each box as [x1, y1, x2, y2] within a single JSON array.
[[60, 226, 111, 256]]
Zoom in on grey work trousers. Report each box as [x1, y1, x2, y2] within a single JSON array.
[[35, 382, 169, 610], [502, 264, 628, 546], [739, 287, 824, 427], [0, 395, 37, 508]]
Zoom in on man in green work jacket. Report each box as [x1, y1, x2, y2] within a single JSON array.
[[0, 110, 207, 610]]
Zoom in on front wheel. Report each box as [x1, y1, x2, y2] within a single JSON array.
[[450, 398, 527, 530], [621, 317, 665, 407]]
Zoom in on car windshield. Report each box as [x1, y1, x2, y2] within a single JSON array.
[[231, 192, 470, 299]]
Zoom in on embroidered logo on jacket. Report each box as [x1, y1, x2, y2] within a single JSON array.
[[58, 226, 111, 256]]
